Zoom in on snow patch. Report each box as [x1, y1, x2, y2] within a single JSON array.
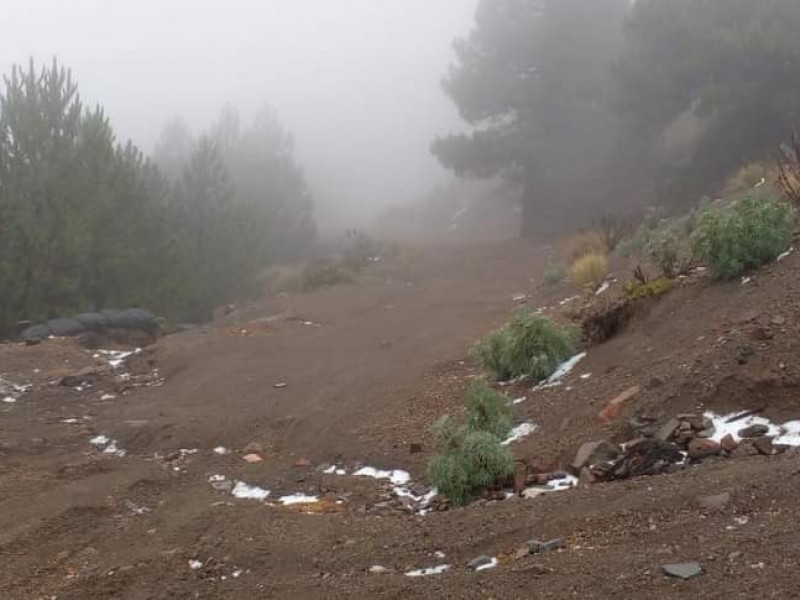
[[405, 565, 450, 577], [476, 557, 499, 572], [534, 353, 587, 390], [213, 446, 229, 455], [502, 423, 538, 446], [354, 467, 411, 486], [706, 411, 800, 446], [231, 481, 270, 501], [778, 247, 794, 261], [595, 281, 611, 296], [278, 494, 319, 506]]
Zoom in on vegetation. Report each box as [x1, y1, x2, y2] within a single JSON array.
[[624, 277, 674, 301], [542, 263, 567, 287], [570, 253, 609, 288], [428, 380, 515, 505], [475, 309, 575, 382], [0, 59, 315, 336], [779, 134, 800, 207], [692, 195, 795, 279], [565, 232, 607, 262]]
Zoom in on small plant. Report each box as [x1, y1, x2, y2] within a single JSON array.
[[645, 230, 693, 278], [596, 213, 634, 252], [564, 231, 607, 262], [624, 277, 674, 300], [301, 260, 355, 290], [465, 379, 512, 440], [542, 263, 566, 286], [570, 252, 609, 288], [723, 162, 777, 199], [475, 309, 575, 382], [692, 194, 795, 279]]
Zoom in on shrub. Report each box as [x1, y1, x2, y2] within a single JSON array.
[[597, 214, 634, 252], [570, 252, 609, 288], [723, 162, 778, 199], [692, 195, 795, 279], [564, 231, 607, 262], [645, 231, 693, 278], [542, 263, 566, 286], [475, 309, 575, 382], [428, 420, 515, 506], [301, 260, 355, 290], [465, 379, 512, 439], [624, 277, 674, 300]]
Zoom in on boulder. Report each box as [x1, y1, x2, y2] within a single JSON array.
[[571, 441, 621, 473], [720, 434, 738, 453], [20, 323, 51, 342], [737, 424, 769, 439], [656, 418, 681, 442], [597, 386, 641, 422], [46, 318, 86, 337], [687, 438, 721, 460]]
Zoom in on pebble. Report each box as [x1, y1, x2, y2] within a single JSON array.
[[695, 492, 730, 510], [738, 424, 769, 438], [662, 562, 702, 580]]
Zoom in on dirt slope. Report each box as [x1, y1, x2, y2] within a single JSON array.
[[2, 239, 800, 599]]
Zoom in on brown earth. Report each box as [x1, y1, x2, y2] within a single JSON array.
[[2, 238, 800, 599]]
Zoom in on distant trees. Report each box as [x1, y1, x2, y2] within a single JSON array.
[[432, 0, 629, 236], [0, 59, 315, 337]]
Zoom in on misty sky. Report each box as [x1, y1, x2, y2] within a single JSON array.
[[0, 0, 478, 225]]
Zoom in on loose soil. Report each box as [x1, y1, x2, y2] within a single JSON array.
[[2, 239, 800, 599]]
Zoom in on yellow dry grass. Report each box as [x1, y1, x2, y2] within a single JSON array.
[[570, 252, 609, 288]]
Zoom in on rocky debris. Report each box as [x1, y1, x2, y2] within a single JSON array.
[[687, 438, 721, 460], [662, 562, 702, 580], [466, 555, 494, 570], [696, 492, 731, 510], [589, 439, 684, 481], [720, 434, 739, 452], [597, 386, 641, 422], [58, 365, 110, 388], [753, 437, 789, 456], [738, 424, 769, 438], [570, 441, 621, 473], [528, 538, 566, 555]]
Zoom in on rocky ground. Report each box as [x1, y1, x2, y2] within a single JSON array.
[[2, 238, 800, 599]]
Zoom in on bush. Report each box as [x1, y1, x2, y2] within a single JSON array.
[[475, 309, 575, 382], [723, 162, 777, 199], [301, 260, 355, 290], [597, 214, 634, 252], [465, 379, 512, 439], [692, 195, 795, 279], [570, 253, 609, 288], [428, 419, 515, 506], [542, 263, 566, 286], [564, 231, 607, 262], [624, 277, 674, 300], [645, 230, 693, 277]]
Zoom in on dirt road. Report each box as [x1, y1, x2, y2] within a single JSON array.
[[2, 239, 800, 599]]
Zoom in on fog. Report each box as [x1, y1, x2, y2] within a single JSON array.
[[0, 0, 477, 226]]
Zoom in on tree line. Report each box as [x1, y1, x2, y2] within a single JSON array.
[[433, 0, 800, 235], [0, 59, 315, 337]]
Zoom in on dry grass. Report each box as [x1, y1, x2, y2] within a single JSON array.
[[570, 252, 609, 288], [723, 162, 780, 199], [564, 231, 607, 262]]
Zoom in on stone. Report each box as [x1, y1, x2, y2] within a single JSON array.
[[697, 428, 716, 439], [696, 492, 731, 510], [466, 555, 494, 570], [772, 315, 786, 326], [571, 441, 621, 473], [578, 467, 595, 485], [685, 415, 713, 431], [522, 487, 549, 500], [720, 434, 739, 453], [738, 424, 769, 438], [528, 538, 566, 555], [657, 418, 681, 442], [687, 438, 721, 460], [597, 386, 641, 422], [243, 453, 263, 464], [731, 441, 759, 458], [753, 437, 788, 456], [662, 562, 702, 580], [294, 458, 312, 468]]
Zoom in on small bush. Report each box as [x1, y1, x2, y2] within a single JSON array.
[[542, 263, 566, 286], [475, 309, 575, 382], [692, 195, 795, 279], [624, 277, 674, 300], [301, 260, 355, 290], [723, 162, 777, 199], [646, 231, 693, 278], [465, 379, 512, 439], [570, 252, 609, 288], [597, 214, 634, 252], [428, 419, 515, 506], [564, 231, 607, 262]]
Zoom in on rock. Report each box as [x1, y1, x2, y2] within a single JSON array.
[[656, 418, 681, 442], [522, 487, 549, 500], [210, 479, 234, 493], [513, 546, 530, 560], [662, 562, 702, 580], [720, 434, 739, 453], [244, 442, 264, 453], [597, 386, 641, 422], [466, 555, 493, 570], [528, 538, 566, 555], [731, 441, 759, 458], [697, 428, 716, 439], [243, 453, 263, 464], [20, 323, 51, 342], [684, 415, 713, 431], [513, 462, 527, 493], [47, 318, 87, 337], [696, 492, 731, 510], [571, 441, 621, 473], [578, 467, 595, 485], [771, 315, 786, 326], [687, 438, 721, 460], [738, 424, 769, 438], [753, 437, 788, 456], [528, 457, 558, 474], [369, 565, 391, 574], [294, 458, 312, 468]]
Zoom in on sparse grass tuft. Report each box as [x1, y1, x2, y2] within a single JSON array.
[[475, 309, 575, 382], [564, 231, 607, 262], [301, 260, 355, 290], [692, 194, 795, 279], [570, 252, 609, 288]]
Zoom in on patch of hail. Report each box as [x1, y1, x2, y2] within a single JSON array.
[[94, 348, 142, 369], [405, 564, 451, 577], [534, 352, 588, 390], [501, 422, 538, 446], [595, 280, 611, 296], [0, 376, 31, 404], [230, 481, 270, 501], [323, 465, 347, 475], [89, 435, 126, 457], [278, 493, 319, 506], [705, 412, 800, 446], [778, 247, 794, 261], [476, 557, 499, 572], [353, 466, 411, 486]]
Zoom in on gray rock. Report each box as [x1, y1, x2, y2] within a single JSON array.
[[47, 318, 86, 337], [528, 538, 566, 555], [695, 492, 731, 509], [20, 323, 51, 342], [466, 555, 493, 570], [657, 418, 681, 442], [738, 424, 769, 438], [662, 562, 702, 580], [571, 441, 621, 473]]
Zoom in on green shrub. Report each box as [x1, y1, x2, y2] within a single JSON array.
[[646, 230, 693, 277], [475, 309, 576, 382], [427, 420, 515, 506], [624, 277, 674, 300], [542, 263, 566, 286], [692, 195, 795, 279], [301, 260, 355, 290], [465, 379, 512, 439]]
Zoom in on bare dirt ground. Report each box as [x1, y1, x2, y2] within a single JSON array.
[[2, 238, 800, 599]]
